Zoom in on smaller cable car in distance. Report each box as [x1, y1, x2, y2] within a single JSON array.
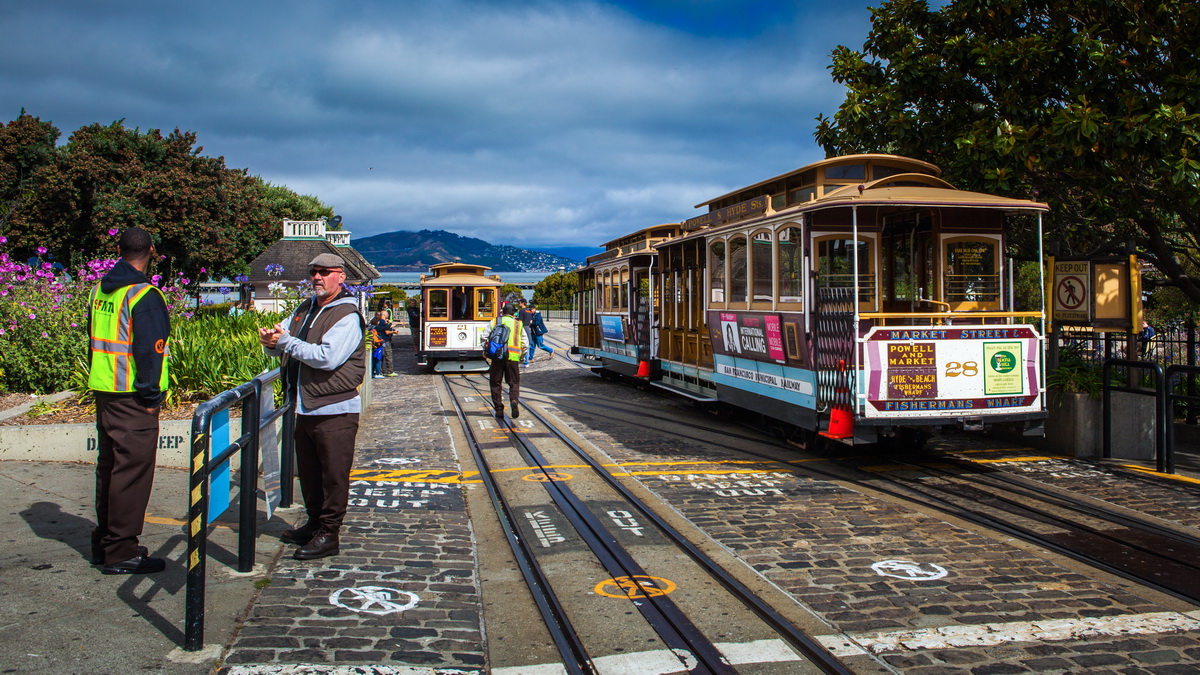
[[416, 262, 503, 372]]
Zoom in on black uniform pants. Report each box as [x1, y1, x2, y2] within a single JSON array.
[[294, 413, 360, 534], [93, 393, 159, 565], [489, 358, 520, 412]]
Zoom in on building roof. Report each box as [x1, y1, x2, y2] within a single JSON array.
[[248, 238, 381, 284]]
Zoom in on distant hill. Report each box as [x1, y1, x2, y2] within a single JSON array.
[[352, 229, 595, 272]]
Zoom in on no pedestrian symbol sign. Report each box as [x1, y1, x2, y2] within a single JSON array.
[[1054, 261, 1091, 322]]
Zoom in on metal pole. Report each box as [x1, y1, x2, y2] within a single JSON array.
[[1188, 318, 1197, 425], [238, 391, 261, 574], [184, 414, 211, 652], [279, 392, 296, 508]]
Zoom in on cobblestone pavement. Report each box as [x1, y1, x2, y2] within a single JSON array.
[[221, 338, 484, 673], [220, 322, 1200, 673], [526, 329, 1200, 673]]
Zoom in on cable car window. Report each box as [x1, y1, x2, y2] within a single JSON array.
[[824, 164, 865, 180], [729, 235, 748, 304], [752, 231, 772, 301], [777, 226, 803, 303], [789, 186, 816, 205], [620, 268, 630, 310], [451, 286, 470, 320], [945, 238, 999, 302], [815, 237, 874, 302], [427, 289, 449, 319], [871, 165, 907, 179], [709, 241, 726, 303], [476, 288, 494, 318]]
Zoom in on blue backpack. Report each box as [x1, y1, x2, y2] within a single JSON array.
[[483, 321, 510, 359]]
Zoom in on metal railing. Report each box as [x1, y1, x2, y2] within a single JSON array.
[[184, 368, 294, 651]]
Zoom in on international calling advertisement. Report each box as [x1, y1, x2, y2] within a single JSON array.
[[711, 312, 788, 362], [862, 325, 1040, 418]]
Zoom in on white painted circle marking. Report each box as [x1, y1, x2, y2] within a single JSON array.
[[329, 586, 419, 615], [870, 559, 948, 581]]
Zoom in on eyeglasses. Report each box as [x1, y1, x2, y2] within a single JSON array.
[[309, 268, 343, 277]]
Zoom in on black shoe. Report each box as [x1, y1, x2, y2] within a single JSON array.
[[280, 522, 319, 545], [294, 530, 339, 560], [511, 402, 520, 418], [102, 554, 166, 575], [93, 545, 147, 565]]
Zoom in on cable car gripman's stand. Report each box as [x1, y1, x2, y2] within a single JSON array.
[[1044, 247, 1177, 472]]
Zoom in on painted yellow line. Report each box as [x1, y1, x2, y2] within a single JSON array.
[[624, 468, 792, 477], [604, 459, 774, 467], [1120, 465, 1200, 485], [967, 456, 1060, 464], [147, 515, 235, 530]]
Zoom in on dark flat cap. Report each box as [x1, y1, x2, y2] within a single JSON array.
[[308, 253, 345, 268]]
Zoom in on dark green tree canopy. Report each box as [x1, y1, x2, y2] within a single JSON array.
[[0, 113, 332, 284], [815, 0, 1200, 299]]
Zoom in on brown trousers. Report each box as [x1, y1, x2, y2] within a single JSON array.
[[294, 413, 360, 533], [93, 393, 159, 564], [489, 358, 520, 412]]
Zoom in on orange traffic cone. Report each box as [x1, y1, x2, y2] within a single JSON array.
[[635, 361, 650, 377], [821, 405, 854, 439]]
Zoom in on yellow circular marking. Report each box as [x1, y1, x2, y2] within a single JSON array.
[[594, 575, 677, 599], [522, 472, 573, 482]]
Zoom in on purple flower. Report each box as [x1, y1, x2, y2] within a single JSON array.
[[36, 246, 47, 255], [107, 228, 119, 236], [0, 236, 6, 244]]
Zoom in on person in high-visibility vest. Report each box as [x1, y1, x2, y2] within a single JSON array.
[[88, 226, 170, 575], [487, 302, 524, 420]]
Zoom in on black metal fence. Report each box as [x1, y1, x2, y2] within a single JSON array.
[[184, 368, 294, 651], [1060, 319, 1200, 426]]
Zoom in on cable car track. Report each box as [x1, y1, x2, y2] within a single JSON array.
[[440, 373, 852, 675], [515, 378, 1200, 607]]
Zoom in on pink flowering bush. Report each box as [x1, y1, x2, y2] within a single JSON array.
[[0, 242, 192, 394]]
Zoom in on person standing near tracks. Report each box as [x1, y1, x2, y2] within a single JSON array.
[[369, 309, 397, 377], [517, 299, 535, 366], [88, 226, 170, 575], [406, 297, 421, 347], [258, 253, 366, 560], [488, 303, 524, 419]]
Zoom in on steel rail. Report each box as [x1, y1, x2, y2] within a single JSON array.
[[452, 376, 734, 674], [440, 375, 592, 675], [520, 397, 855, 675]]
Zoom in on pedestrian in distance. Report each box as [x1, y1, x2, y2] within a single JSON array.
[[528, 304, 554, 362], [517, 299, 535, 366], [88, 226, 170, 575], [406, 297, 421, 347], [369, 309, 397, 377], [488, 303, 524, 419], [259, 253, 366, 561]]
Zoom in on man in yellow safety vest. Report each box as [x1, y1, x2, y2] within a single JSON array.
[[488, 302, 524, 420], [88, 226, 170, 575]]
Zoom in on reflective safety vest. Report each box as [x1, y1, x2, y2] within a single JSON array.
[[501, 315, 523, 361], [88, 282, 170, 393]]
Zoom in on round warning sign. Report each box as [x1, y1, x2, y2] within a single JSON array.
[[1056, 276, 1086, 310], [594, 575, 677, 599]]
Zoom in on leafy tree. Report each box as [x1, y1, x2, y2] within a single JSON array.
[[532, 270, 578, 310], [0, 113, 333, 285], [815, 0, 1200, 299]]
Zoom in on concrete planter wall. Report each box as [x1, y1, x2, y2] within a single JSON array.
[[1042, 387, 1155, 460], [0, 418, 242, 469]]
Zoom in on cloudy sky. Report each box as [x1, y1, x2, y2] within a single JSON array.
[[2, 0, 897, 255]]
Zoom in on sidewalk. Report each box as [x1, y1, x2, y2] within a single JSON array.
[[0, 459, 293, 674]]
